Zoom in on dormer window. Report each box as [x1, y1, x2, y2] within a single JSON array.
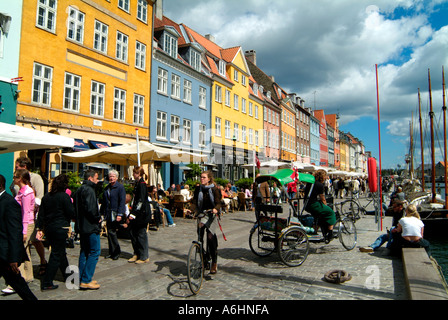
[[218, 60, 226, 77], [253, 83, 258, 95], [163, 32, 178, 59], [189, 49, 201, 71]]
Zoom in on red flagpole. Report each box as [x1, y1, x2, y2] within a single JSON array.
[[375, 64, 383, 231]]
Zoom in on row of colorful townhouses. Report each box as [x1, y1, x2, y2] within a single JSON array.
[[0, 0, 368, 190]]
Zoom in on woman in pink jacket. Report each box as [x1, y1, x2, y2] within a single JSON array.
[[13, 169, 36, 283]]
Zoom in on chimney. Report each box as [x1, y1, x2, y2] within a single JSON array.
[[155, 0, 163, 20], [245, 50, 257, 65], [205, 34, 215, 43]]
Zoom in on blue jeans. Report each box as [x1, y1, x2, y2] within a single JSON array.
[[370, 228, 394, 250], [78, 233, 101, 284], [163, 208, 174, 225]]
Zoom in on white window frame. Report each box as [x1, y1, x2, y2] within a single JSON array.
[[255, 105, 259, 119], [163, 32, 177, 59], [233, 123, 239, 141], [32, 62, 53, 106], [118, 0, 130, 13], [199, 86, 207, 109], [90, 80, 105, 117], [183, 119, 191, 144], [156, 111, 167, 140], [137, 0, 148, 23], [242, 74, 247, 86], [190, 49, 201, 71], [93, 20, 108, 53], [225, 120, 231, 139], [36, 0, 57, 33], [183, 79, 192, 104], [249, 102, 253, 116], [135, 41, 146, 71], [170, 115, 180, 142], [255, 130, 259, 147], [225, 89, 230, 107], [249, 129, 254, 145], [199, 124, 206, 147], [113, 88, 126, 121], [215, 85, 222, 103], [171, 74, 180, 99], [242, 126, 247, 143], [241, 98, 246, 114], [218, 60, 226, 77], [215, 117, 221, 137], [233, 94, 239, 111], [116, 31, 128, 63], [133, 94, 144, 125], [67, 7, 85, 44], [157, 68, 168, 95], [63, 72, 81, 112], [234, 69, 238, 82]]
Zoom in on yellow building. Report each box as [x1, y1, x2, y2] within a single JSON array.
[[16, 0, 154, 182], [184, 27, 264, 181]]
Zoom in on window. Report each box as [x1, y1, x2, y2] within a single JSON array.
[[225, 120, 231, 139], [171, 74, 180, 99], [233, 123, 239, 141], [90, 81, 105, 117], [255, 130, 259, 146], [133, 94, 144, 125], [241, 98, 246, 114], [242, 126, 247, 143], [163, 33, 177, 58], [249, 102, 253, 116], [215, 117, 221, 137], [190, 49, 201, 71], [183, 79, 192, 104], [170, 115, 180, 142], [215, 85, 222, 103], [157, 111, 167, 139], [157, 68, 168, 94], [135, 41, 146, 70], [36, 0, 57, 33], [199, 124, 206, 147], [242, 74, 247, 86], [218, 60, 226, 77], [32, 62, 53, 106], [67, 7, 84, 44], [63, 72, 81, 112], [137, 0, 147, 23], [113, 88, 126, 121], [225, 89, 230, 107], [183, 119, 191, 144], [116, 31, 128, 62], [249, 129, 254, 145], [118, 0, 130, 12], [234, 70, 238, 82], [93, 20, 108, 53], [199, 87, 207, 109], [233, 94, 239, 110], [255, 105, 259, 119]]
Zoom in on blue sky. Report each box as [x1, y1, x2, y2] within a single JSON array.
[[162, 0, 448, 169]]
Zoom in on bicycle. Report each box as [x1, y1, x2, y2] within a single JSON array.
[[339, 192, 380, 221], [187, 209, 221, 295]]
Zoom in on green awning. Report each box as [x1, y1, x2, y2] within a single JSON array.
[[255, 168, 315, 186]]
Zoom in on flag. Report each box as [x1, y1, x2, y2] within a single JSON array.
[[255, 155, 260, 169]]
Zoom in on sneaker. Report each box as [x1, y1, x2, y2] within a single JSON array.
[[79, 282, 100, 290], [168, 223, 176, 227], [359, 246, 374, 253], [135, 258, 149, 264], [1, 286, 15, 295], [128, 255, 138, 263]]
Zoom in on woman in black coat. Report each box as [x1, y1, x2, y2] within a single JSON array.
[[192, 171, 221, 274], [36, 174, 75, 291], [127, 167, 150, 264]]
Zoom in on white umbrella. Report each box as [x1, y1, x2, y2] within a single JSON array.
[[62, 141, 208, 166], [0, 122, 74, 154]]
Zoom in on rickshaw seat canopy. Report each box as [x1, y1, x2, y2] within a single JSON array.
[[255, 168, 315, 186]]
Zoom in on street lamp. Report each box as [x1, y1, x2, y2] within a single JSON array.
[[232, 134, 237, 183]]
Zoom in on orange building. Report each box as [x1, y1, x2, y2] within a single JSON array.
[[16, 0, 155, 183]]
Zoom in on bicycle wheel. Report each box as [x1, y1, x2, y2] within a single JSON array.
[[336, 217, 357, 250], [249, 223, 276, 257], [278, 227, 310, 267], [341, 200, 360, 220], [187, 242, 204, 294]]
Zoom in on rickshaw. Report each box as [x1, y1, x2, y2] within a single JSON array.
[[249, 169, 357, 267]]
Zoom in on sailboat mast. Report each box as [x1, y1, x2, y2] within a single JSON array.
[[409, 114, 414, 179], [442, 66, 447, 209], [428, 69, 436, 203], [418, 88, 425, 190]]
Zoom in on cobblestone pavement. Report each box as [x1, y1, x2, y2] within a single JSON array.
[[1, 196, 407, 302]]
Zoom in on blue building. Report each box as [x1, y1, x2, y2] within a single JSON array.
[[309, 114, 320, 166], [151, 14, 212, 188], [0, 2, 23, 186]]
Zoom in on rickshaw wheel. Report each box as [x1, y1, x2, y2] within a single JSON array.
[[249, 223, 276, 257], [278, 226, 310, 267]]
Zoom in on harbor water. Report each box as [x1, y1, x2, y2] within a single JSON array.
[[426, 234, 448, 281]]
